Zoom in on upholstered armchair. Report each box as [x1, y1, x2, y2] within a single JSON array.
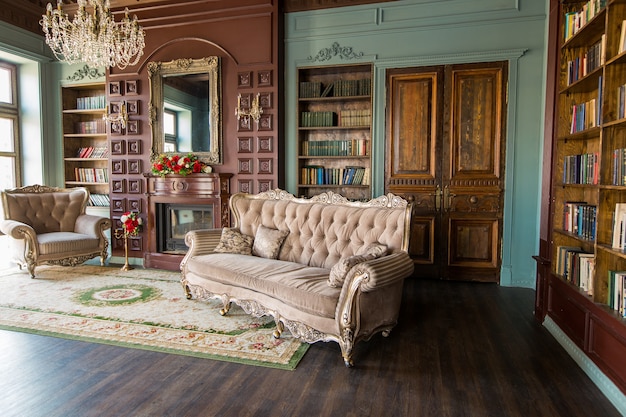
[[0, 185, 111, 277]]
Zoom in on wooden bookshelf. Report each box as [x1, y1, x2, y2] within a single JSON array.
[[545, 0, 626, 394], [296, 63, 372, 201], [61, 82, 110, 208]]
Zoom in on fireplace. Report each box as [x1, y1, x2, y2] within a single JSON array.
[[157, 203, 214, 254], [145, 173, 232, 270]]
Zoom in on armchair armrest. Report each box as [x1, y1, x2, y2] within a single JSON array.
[[180, 229, 223, 269], [74, 214, 112, 237], [0, 219, 37, 241]]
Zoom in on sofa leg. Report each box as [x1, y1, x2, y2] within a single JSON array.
[[272, 321, 284, 339], [219, 302, 231, 316], [343, 354, 354, 368]]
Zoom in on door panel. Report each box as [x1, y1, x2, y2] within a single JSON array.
[[386, 61, 507, 283]]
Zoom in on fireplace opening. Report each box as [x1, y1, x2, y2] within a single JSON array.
[[156, 203, 214, 254]]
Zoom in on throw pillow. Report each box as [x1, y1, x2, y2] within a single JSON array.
[[252, 225, 289, 259], [213, 227, 254, 255], [357, 242, 388, 258], [328, 254, 373, 288]]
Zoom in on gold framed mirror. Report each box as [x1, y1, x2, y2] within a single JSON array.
[[148, 56, 222, 165]]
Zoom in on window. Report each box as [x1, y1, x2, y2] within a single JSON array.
[[163, 109, 177, 152], [0, 61, 20, 189]]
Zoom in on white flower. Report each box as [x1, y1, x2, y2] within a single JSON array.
[[120, 214, 129, 223]]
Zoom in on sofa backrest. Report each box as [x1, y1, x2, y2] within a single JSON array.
[[1, 185, 88, 234], [230, 189, 412, 269]]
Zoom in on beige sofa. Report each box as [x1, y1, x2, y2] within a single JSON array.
[[0, 185, 111, 277], [181, 189, 414, 366]]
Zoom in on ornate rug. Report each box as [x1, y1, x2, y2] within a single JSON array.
[[0, 264, 308, 370]]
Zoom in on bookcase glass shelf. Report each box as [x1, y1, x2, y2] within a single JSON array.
[[61, 82, 110, 208], [297, 63, 373, 201]]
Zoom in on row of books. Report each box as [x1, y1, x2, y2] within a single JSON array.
[[301, 139, 368, 157], [74, 120, 107, 134], [74, 168, 108, 183], [333, 79, 371, 97], [76, 95, 106, 110], [75, 146, 109, 159], [300, 111, 337, 127], [570, 96, 601, 134], [566, 35, 605, 85], [555, 246, 594, 295], [611, 148, 626, 185], [619, 19, 626, 54], [563, 0, 606, 42], [301, 166, 368, 186], [562, 153, 598, 185], [338, 109, 371, 127], [88, 193, 110, 207], [618, 83, 626, 120], [299, 78, 371, 99], [563, 202, 597, 240], [607, 271, 626, 317], [611, 203, 626, 250]]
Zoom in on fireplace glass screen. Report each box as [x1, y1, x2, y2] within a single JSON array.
[[158, 204, 214, 253]]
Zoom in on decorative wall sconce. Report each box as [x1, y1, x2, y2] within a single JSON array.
[[103, 100, 128, 130], [235, 93, 263, 124]]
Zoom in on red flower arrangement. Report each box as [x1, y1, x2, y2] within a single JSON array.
[[151, 153, 211, 177], [120, 211, 142, 237]]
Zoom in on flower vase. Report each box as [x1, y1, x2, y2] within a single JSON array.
[[121, 234, 132, 271]]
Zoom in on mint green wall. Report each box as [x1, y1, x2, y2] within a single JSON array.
[[285, 0, 548, 288]]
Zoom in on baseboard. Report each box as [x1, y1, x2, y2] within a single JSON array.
[[543, 317, 626, 415]]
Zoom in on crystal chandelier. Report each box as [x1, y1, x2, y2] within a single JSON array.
[[40, 0, 146, 70]]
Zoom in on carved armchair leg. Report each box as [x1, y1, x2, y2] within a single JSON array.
[[273, 320, 284, 339], [219, 302, 231, 316], [27, 262, 36, 279], [182, 283, 193, 299]]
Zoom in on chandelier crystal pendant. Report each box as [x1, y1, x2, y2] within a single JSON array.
[[40, 0, 146, 70]]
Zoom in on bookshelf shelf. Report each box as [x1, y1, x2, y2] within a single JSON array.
[[61, 82, 110, 208], [544, 0, 626, 394], [297, 63, 373, 200]]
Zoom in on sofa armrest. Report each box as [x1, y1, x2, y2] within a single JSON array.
[[336, 251, 413, 312], [180, 229, 223, 269], [74, 214, 112, 237], [349, 252, 414, 292]]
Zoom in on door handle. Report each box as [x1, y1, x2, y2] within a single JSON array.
[[443, 185, 456, 211], [431, 185, 442, 212]]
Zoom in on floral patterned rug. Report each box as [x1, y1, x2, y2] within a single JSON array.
[[0, 264, 308, 370]]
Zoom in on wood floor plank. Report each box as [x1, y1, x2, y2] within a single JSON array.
[[0, 278, 622, 417]]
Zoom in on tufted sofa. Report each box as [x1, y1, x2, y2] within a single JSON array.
[[181, 189, 414, 366], [0, 185, 112, 277]]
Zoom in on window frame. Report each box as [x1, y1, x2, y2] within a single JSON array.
[[0, 61, 21, 188]]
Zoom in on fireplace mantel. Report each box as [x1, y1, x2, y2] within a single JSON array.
[[144, 173, 232, 270]]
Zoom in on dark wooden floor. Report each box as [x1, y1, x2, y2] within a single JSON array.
[[0, 277, 621, 417]]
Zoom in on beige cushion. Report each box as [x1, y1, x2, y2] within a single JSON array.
[[357, 242, 388, 258], [252, 225, 289, 259], [328, 243, 389, 287], [213, 227, 253, 255]]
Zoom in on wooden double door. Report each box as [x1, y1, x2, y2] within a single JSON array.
[[385, 61, 507, 283]]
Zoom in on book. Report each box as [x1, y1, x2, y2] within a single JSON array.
[[618, 20, 626, 54], [612, 203, 626, 249]]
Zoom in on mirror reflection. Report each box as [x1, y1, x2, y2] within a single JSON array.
[[148, 57, 222, 165]]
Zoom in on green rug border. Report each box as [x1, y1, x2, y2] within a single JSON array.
[[0, 323, 309, 371], [0, 265, 309, 371]]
